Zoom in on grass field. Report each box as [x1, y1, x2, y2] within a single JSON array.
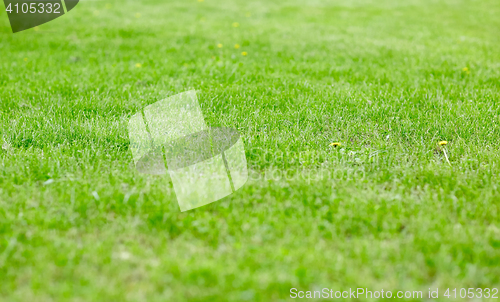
[[1, 0, 500, 301]]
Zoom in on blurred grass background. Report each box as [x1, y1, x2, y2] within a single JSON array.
[[0, 0, 500, 301]]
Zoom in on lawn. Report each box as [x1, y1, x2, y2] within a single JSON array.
[[1, 0, 500, 301]]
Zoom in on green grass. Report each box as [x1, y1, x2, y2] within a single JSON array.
[[1, 0, 500, 301]]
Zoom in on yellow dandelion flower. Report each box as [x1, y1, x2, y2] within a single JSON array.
[[462, 67, 468, 72], [330, 142, 341, 147], [234, 44, 240, 49], [241, 51, 248, 56], [24, 58, 28, 62], [135, 63, 142, 68], [217, 43, 223, 48], [135, 13, 141, 18], [232, 22, 240, 28], [439, 141, 452, 166]]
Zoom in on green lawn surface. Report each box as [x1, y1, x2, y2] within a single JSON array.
[[1, 0, 500, 301]]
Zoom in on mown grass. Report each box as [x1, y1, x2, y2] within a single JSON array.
[[1, 0, 500, 301]]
